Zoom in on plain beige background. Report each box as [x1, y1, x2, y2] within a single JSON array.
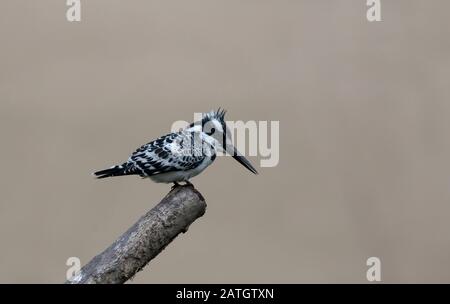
[[1, 0, 449, 283]]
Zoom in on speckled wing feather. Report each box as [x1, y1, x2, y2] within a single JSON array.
[[94, 130, 208, 179], [129, 131, 207, 176]]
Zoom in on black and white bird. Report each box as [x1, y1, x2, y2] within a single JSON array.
[[93, 109, 258, 186]]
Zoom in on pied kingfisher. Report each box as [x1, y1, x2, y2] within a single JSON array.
[[93, 109, 258, 186]]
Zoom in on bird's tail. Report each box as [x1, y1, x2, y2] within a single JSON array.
[[93, 164, 128, 179]]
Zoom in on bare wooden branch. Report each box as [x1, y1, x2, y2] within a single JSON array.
[[66, 184, 206, 284]]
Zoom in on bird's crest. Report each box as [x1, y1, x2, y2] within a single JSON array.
[[202, 108, 226, 124], [189, 108, 227, 130]]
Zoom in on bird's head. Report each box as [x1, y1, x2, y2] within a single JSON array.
[[192, 108, 258, 175]]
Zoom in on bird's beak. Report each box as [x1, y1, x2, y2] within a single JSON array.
[[226, 143, 258, 175]]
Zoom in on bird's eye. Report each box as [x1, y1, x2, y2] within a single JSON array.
[[206, 128, 215, 135]]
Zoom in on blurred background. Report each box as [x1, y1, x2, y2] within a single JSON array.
[[1, 0, 449, 283]]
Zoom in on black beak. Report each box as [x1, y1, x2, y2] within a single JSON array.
[[226, 144, 258, 174]]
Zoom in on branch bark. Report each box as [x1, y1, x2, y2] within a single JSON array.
[[66, 184, 207, 284]]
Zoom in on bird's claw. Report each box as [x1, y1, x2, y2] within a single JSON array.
[[171, 181, 192, 189]]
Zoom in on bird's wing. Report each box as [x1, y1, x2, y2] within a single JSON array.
[[125, 131, 207, 177]]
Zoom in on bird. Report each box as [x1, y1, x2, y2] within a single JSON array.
[[93, 109, 258, 187]]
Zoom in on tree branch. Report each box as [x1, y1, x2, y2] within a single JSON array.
[[66, 184, 207, 284]]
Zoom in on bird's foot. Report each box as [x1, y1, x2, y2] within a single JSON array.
[[172, 181, 193, 189]]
